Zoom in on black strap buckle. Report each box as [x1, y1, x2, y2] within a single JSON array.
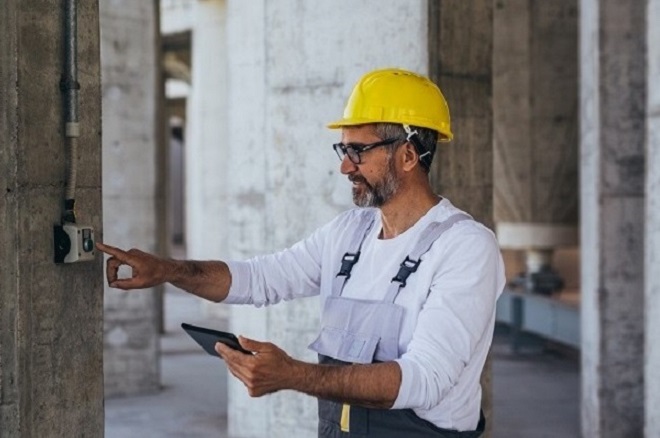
[[337, 252, 360, 278], [391, 256, 421, 287]]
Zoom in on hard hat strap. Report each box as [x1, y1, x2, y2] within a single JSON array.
[[403, 124, 432, 170]]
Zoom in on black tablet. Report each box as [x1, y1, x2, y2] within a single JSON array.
[[181, 322, 252, 357]]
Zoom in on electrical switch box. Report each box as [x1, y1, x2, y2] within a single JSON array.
[[54, 224, 95, 264]]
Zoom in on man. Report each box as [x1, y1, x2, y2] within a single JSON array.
[[98, 68, 505, 437]]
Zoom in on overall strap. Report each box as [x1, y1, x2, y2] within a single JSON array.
[[332, 210, 376, 297], [383, 213, 472, 303]]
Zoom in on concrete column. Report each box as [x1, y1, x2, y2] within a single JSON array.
[[580, 0, 646, 436], [428, 1, 494, 227], [100, 0, 162, 397], [224, 3, 269, 435], [493, 0, 578, 225], [184, 0, 231, 323], [219, 1, 429, 436], [492, 0, 579, 316], [0, 1, 104, 435], [222, 0, 270, 438], [646, 0, 660, 433], [185, 0, 229, 264], [428, 1, 494, 435]]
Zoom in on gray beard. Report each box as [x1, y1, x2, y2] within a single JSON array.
[[352, 158, 399, 208]]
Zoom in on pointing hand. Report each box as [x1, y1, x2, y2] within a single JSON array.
[[96, 242, 170, 290]]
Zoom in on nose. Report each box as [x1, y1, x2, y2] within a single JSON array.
[[340, 155, 358, 175]]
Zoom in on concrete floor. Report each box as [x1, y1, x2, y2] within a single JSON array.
[[105, 287, 580, 438], [105, 287, 229, 438], [491, 329, 580, 437]]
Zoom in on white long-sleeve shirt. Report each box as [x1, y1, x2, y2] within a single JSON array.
[[225, 198, 505, 431]]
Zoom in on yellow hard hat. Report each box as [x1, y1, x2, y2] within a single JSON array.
[[327, 68, 453, 141]]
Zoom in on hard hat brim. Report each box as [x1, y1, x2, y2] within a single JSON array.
[[326, 117, 381, 129]]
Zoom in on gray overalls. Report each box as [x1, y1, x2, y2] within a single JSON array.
[[309, 210, 485, 437]]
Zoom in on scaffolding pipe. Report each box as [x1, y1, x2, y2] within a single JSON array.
[[62, 0, 79, 223]]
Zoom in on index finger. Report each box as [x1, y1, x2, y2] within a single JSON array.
[[96, 242, 131, 262]]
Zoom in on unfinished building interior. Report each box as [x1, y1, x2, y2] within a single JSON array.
[[1, 0, 659, 437]]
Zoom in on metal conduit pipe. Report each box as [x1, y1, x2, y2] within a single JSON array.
[[62, 0, 79, 223]]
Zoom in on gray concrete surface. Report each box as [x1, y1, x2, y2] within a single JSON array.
[[0, 0, 104, 434], [491, 327, 580, 438], [100, 0, 163, 398], [493, 0, 578, 225], [579, 0, 647, 436], [106, 287, 580, 438], [105, 286, 229, 438], [647, 0, 660, 432]]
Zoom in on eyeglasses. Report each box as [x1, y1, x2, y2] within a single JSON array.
[[332, 138, 399, 164]]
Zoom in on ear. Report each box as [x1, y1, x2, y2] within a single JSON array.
[[400, 142, 419, 172]]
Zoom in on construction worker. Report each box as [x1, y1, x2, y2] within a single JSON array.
[[97, 68, 505, 437]]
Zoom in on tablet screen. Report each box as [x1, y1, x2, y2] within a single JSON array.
[[181, 322, 252, 356]]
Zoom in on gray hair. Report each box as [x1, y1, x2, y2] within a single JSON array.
[[373, 123, 438, 173]]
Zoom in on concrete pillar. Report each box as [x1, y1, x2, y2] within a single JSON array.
[[100, 0, 163, 397], [493, 0, 578, 225], [0, 1, 104, 435], [646, 0, 660, 434], [428, 1, 494, 227], [492, 0, 579, 324], [428, 1, 494, 435], [216, 2, 429, 436], [224, 3, 269, 435], [580, 0, 646, 436], [184, 0, 231, 322], [185, 0, 228, 264]]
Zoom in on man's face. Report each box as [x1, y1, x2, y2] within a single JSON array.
[[339, 126, 400, 208]]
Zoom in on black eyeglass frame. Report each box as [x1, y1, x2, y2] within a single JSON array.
[[332, 137, 400, 164]]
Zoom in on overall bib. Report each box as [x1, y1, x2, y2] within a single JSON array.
[[309, 211, 485, 438]]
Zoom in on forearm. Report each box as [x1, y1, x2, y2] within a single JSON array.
[[290, 360, 401, 409], [167, 259, 232, 303]]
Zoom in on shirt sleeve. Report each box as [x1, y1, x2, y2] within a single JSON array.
[[223, 233, 325, 307], [392, 223, 505, 410], [223, 210, 359, 307]]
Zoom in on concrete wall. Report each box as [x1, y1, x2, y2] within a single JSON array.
[[646, 0, 660, 433], [100, 0, 162, 397], [580, 0, 646, 436], [0, 1, 104, 435], [180, 1, 429, 436]]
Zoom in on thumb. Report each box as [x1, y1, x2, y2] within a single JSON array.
[[238, 336, 269, 352]]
